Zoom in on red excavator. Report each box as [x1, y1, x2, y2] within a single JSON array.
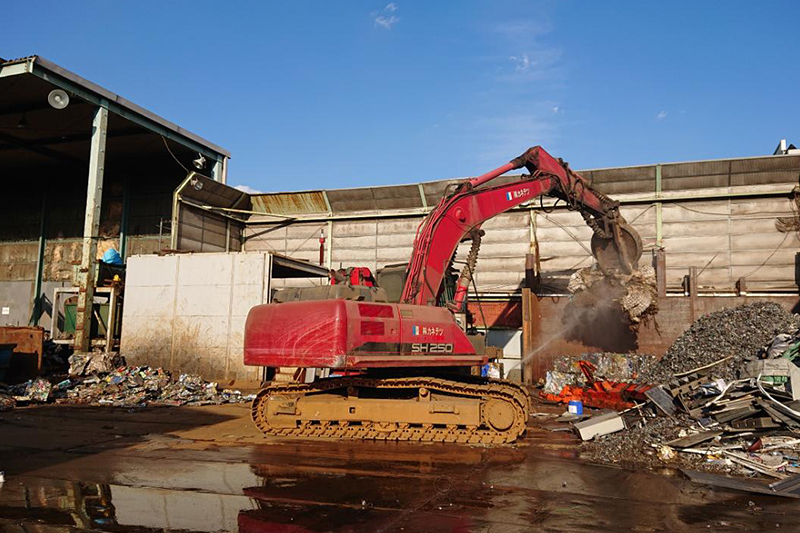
[[244, 146, 643, 444]]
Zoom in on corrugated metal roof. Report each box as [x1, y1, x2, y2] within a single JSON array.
[[0, 55, 230, 158], [247, 154, 800, 217], [251, 191, 329, 215]]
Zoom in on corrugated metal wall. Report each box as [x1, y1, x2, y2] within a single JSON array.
[[244, 154, 800, 293]]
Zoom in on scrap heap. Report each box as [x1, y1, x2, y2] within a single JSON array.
[[0, 354, 254, 410], [576, 302, 800, 486]]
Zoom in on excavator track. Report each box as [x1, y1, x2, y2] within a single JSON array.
[[252, 376, 529, 445]]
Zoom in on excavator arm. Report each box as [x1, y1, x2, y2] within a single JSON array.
[[400, 146, 643, 307]]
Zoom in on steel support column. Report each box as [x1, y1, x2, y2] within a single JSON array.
[[75, 106, 108, 352], [655, 164, 663, 248], [29, 191, 47, 326], [119, 178, 131, 261], [212, 158, 224, 183]]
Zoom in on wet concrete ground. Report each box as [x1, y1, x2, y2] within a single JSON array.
[[1, 403, 799, 532]]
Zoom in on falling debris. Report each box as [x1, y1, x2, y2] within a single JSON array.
[[568, 264, 658, 325]]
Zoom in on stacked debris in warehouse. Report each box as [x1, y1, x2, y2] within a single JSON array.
[[1, 353, 254, 409], [576, 302, 800, 483]]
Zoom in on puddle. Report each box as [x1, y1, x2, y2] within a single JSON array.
[[2, 431, 799, 532]]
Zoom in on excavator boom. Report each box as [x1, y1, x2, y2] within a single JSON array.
[[401, 146, 642, 307]]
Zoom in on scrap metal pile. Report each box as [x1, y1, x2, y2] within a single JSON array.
[[543, 352, 657, 396], [0, 353, 254, 410], [572, 302, 800, 485]]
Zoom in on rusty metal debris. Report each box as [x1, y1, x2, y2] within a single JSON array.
[[643, 302, 800, 383], [560, 303, 800, 489], [1, 362, 254, 409], [544, 352, 657, 394]]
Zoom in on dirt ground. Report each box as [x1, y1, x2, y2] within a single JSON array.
[[2, 403, 800, 532]]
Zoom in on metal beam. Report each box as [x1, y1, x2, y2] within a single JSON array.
[[119, 179, 131, 261], [221, 156, 229, 184], [75, 106, 108, 352], [212, 158, 224, 183], [655, 164, 663, 248], [29, 191, 47, 326], [417, 183, 428, 209], [29, 62, 224, 162], [0, 131, 86, 165], [0, 127, 145, 152], [246, 187, 795, 224]]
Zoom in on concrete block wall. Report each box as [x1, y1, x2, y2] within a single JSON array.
[[121, 252, 272, 381]]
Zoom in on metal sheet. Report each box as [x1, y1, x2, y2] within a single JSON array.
[[251, 191, 328, 215], [0, 326, 43, 383]]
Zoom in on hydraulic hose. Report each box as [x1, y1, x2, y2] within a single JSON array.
[[450, 229, 483, 311]]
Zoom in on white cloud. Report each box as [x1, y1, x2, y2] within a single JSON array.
[[508, 53, 531, 72], [375, 14, 398, 29], [470, 112, 559, 164], [374, 3, 399, 29], [656, 110, 667, 120], [491, 19, 552, 38], [551, 106, 560, 113], [233, 184, 263, 194], [498, 49, 561, 82]]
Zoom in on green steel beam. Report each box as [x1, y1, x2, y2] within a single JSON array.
[[75, 106, 108, 352], [119, 179, 131, 261], [655, 164, 663, 248], [29, 191, 47, 326]]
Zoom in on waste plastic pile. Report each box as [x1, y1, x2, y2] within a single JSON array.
[[0, 353, 254, 410]]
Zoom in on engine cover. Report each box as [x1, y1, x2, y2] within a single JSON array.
[[244, 299, 484, 369]]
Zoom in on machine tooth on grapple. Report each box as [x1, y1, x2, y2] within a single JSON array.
[[244, 145, 643, 444]]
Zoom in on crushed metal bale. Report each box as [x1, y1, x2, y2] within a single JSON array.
[[642, 302, 800, 383]]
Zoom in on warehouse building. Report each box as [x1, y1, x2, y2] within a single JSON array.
[[0, 55, 231, 354]]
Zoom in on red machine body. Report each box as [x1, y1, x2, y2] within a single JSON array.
[[244, 299, 484, 370]]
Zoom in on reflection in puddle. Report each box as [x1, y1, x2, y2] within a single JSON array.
[[2, 436, 798, 532], [0, 443, 517, 532]]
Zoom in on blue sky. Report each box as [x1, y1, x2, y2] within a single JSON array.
[[2, 1, 798, 192]]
